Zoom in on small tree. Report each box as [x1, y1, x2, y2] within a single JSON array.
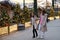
[[23, 6, 30, 22], [49, 7, 54, 17], [13, 3, 21, 23], [0, 9, 10, 27]]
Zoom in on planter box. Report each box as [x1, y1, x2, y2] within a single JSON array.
[[0, 24, 17, 35], [25, 22, 31, 28], [48, 17, 54, 20], [10, 24, 17, 32], [0, 26, 8, 35]]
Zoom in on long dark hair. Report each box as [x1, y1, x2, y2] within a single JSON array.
[[30, 12, 34, 18], [38, 8, 42, 12], [42, 9, 46, 15]]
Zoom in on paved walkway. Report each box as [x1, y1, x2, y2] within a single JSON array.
[[0, 19, 60, 40]]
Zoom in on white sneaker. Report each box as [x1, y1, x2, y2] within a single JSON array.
[[40, 35, 44, 39], [37, 36, 40, 39]]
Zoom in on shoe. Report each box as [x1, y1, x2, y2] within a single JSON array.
[[40, 35, 44, 39], [36, 35, 38, 37], [33, 36, 35, 38], [37, 36, 39, 39]]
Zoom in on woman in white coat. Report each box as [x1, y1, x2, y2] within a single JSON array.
[[31, 13, 38, 38]]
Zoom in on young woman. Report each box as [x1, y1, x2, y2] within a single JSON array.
[[31, 13, 38, 38], [37, 8, 47, 38], [40, 8, 47, 38]]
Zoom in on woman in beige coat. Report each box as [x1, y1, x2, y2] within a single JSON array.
[[37, 8, 47, 38], [40, 9, 47, 38]]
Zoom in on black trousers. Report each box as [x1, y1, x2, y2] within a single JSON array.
[[33, 25, 38, 37]]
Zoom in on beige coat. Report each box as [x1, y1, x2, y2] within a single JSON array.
[[40, 14, 47, 32]]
